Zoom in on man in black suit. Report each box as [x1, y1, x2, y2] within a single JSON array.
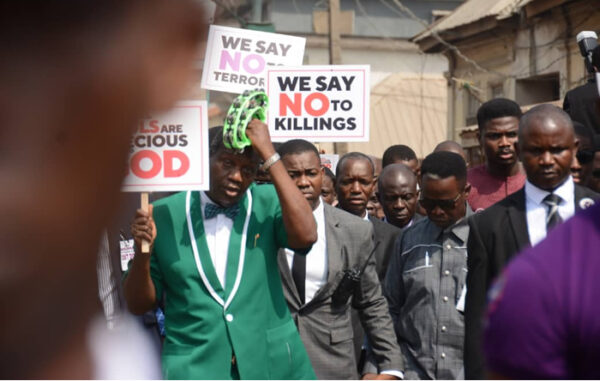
[[464, 104, 600, 379], [563, 45, 600, 133], [376, 163, 422, 230]]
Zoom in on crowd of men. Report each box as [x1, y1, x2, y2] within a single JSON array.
[[4, 1, 600, 378], [101, 88, 600, 379]]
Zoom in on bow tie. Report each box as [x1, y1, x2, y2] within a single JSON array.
[[204, 203, 240, 220]]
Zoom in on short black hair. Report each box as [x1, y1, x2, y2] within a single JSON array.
[[421, 151, 467, 186], [336, 152, 374, 179], [476, 98, 522, 132], [382, 145, 417, 168], [573, 121, 594, 142], [323, 166, 336, 182], [208, 125, 257, 161], [277, 139, 320, 161]]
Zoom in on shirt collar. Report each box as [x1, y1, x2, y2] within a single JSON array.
[[383, 216, 414, 228], [201, 191, 216, 207], [525, 176, 574, 205], [362, 211, 370, 221], [313, 198, 324, 220], [434, 203, 473, 244]]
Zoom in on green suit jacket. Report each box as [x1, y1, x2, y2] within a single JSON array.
[[149, 184, 315, 380]]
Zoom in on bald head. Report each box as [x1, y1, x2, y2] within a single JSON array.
[[377, 164, 419, 228], [518, 104, 577, 190], [378, 163, 417, 190], [519, 104, 574, 141], [434, 141, 468, 164]]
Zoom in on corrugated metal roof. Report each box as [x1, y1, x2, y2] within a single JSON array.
[[414, 0, 533, 42], [344, 73, 448, 159]]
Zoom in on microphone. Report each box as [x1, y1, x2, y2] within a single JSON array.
[[576, 31, 598, 74]]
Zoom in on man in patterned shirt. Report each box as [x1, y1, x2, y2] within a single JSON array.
[[384, 151, 472, 379]]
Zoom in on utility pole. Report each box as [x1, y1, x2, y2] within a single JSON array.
[[329, 0, 342, 65], [329, 0, 348, 154], [251, 0, 262, 23]]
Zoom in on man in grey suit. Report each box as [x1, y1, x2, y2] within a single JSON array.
[[277, 140, 403, 380], [335, 152, 402, 281]]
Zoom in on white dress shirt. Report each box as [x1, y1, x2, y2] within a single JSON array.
[[200, 191, 233, 288], [285, 199, 327, 303], [362, 210, 370, 221], [525, 176, 575, 246]]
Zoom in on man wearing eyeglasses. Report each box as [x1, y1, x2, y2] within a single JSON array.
[[384, 151, 472, 380], [464, 105, 600, 379]]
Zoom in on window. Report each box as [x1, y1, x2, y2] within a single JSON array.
[[515, 73, 560, 105]]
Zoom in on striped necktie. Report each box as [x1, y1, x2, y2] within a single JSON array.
[[543, 193, 563, 230]]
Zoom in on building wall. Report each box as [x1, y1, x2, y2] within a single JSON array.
[[271, 0, 463, 38], [447, 0, 600, 144]]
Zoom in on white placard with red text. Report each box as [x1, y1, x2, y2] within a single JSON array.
[[122, 101, 209, 192], [320, 154, 339, 174], [201, 25, 306, 94], [267, 65, 370, 142]]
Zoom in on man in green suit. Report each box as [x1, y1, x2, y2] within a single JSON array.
[[124, 120, 318, 379]]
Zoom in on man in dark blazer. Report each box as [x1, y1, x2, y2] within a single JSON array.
[[465, 105, 600, 379], [278, 140, 403, 379], [376, 163, 423, 231], [563, 45, 600, 134]]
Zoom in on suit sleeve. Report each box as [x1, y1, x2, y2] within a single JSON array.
[[563, 91, 572, 114], [352, 224, 404, 374], [464, 215, 488, 379], [384, 234, 406, 326]]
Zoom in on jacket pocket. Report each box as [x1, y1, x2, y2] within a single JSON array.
[[162, 344, 195, 379], [329, 327, 354, 344], [266, 320, 300, 379]]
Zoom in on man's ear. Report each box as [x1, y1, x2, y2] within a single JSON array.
[[464, 182, 472, 198]]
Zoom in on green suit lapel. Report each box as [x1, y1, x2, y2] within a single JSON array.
[[187, 189, 253, 309], [189, 191, 225, 300], [224, 193, 249, 297]]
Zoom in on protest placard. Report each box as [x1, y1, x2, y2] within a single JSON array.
[[267, 65, 370, 142], [201, 25, 306, 94], [122, 100, 209, 192], [320, 154, 339, 174]]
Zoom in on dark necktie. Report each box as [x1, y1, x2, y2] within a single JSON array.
[[204, 203, 240, 220], [543, 193, 563, 230], [291, 252, 306, 304]]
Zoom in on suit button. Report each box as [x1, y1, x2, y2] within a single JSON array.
[[442, 296, 449, 302], [226, 314, 234, 322], [441, 325, 447, 332]]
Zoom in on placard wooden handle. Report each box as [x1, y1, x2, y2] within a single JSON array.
[[141, 192, 150, 254]]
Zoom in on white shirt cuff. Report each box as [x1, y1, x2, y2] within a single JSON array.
[[381, 370, 404, 379]]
